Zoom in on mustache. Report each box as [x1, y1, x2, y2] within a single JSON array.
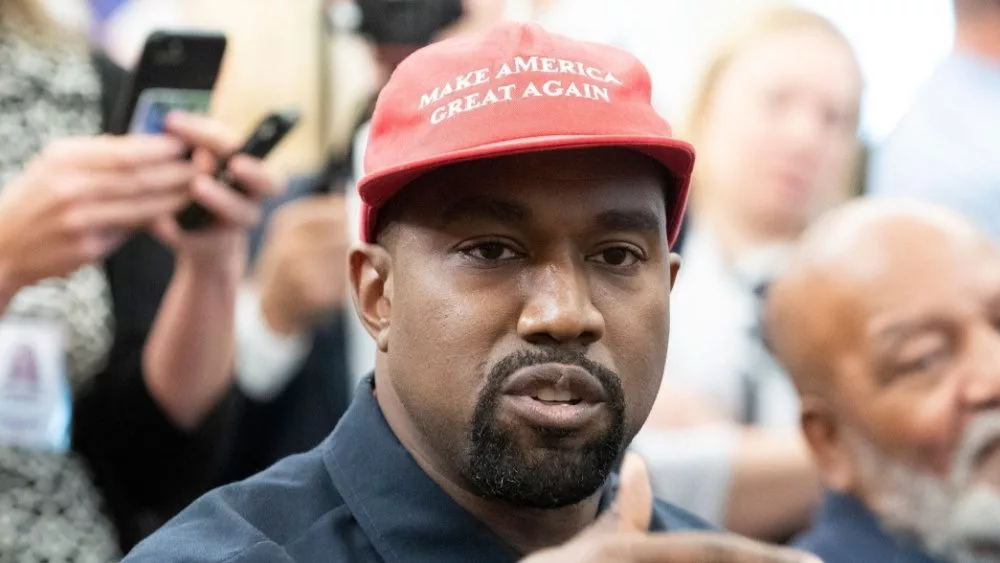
[[483, 348, 623, 403], [952, 411, 1000, 486]]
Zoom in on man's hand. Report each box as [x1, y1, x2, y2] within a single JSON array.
[[255, 194, 349, 335], [149, 112, 284, 278], [520, 454, 822, 563], [139, 112, 283, 429]]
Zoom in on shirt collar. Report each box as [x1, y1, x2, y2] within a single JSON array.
[[814, 491, 943, 563], [321, 376, 667, 562]]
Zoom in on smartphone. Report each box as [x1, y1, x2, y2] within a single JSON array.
[[109, 30, 227, 136], [176, 108, 301, 231]]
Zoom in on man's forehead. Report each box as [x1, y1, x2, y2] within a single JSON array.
[[792, 218, 1000, 351], [434, 194, 665, 234]]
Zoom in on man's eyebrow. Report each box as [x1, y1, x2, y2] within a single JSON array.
[[593, 208, 663, 234], [439, 196, 531, 227]]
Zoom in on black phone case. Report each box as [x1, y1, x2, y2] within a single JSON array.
[[108, 30, 227, 136], [110, 30, 226, 231]]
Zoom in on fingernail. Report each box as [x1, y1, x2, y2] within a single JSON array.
[[227, 154, 249, 173], [165, 111, 192, 127], [159, 136, 186, 153], [194, 175, 216, 193]]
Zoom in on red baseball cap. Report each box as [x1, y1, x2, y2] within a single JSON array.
[[357, 21, 695, 246]]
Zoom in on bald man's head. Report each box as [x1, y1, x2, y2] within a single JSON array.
[[765, 197, 1000, 562], [765, 197, 990, 396]]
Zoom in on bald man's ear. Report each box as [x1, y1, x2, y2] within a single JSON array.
[[350, 244, 393, 353], [800, 395, 856, 493], [668, 252, 681, 290]]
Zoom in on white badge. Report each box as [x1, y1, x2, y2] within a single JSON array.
[[0, 319, 71, 451]]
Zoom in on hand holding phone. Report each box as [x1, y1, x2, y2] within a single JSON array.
[[175, 108, 301, 231]]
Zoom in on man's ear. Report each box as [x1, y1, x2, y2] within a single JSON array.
[[668, 252, 681, 290], [349, 244, 393, 352], [800, 395, 856, 492]]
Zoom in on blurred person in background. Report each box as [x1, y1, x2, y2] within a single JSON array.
[[767, 199, 1000, 563], [868, 0, 1000, 243], [630, 5, 863, 541], [0, 0, 279, 559], [228, 0, 507, 484]]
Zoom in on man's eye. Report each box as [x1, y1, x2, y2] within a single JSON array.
[[591, 246, 643, 268], [462, 242, 520, 262], [897, 348, 950, 376]]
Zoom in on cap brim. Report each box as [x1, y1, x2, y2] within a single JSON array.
[[357, 134, 696, 246]]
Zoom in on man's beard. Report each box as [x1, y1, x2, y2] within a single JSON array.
[[847, 413, 1000, 563], [465, 348, 627, 509]]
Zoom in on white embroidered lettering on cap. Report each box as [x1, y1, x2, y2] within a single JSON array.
[[420, 55, 625, 125]]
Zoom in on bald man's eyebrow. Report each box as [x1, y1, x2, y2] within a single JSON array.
[[593, 209, 663, 234], [439, 197, 530, 227]]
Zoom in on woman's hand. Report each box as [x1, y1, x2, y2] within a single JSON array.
[[0, 135, 194, 296]]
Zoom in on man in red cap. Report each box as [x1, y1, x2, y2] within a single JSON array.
[[123, 22, 817, 563]]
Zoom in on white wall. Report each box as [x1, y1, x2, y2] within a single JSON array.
[[798, 0, 954, 143]]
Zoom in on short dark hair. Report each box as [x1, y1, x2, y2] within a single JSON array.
[[372, 154, 681, 246]]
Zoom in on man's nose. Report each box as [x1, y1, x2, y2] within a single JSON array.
[[517, 262, 605, 347], [962, 325, 1000, 409]]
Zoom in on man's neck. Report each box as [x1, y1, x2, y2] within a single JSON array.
[[955, 17, 1000, 63], [427, 470, 604, 555], [374, 373, 603, 555]]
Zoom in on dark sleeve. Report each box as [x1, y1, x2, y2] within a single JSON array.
[[215, 315, 350, 485], [71, 185, 237, 551]]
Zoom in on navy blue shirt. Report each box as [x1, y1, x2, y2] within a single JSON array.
[[793, 491, 943, 563], [124, 377, 711, 562]]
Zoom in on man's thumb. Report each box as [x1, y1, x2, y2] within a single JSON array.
[[611, 452, 653, 533]]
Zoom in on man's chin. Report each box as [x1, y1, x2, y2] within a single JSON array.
[[490, 458, 609, 510], [467, 438, 620, 510]]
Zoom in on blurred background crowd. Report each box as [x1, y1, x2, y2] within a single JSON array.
[[1, 0, 999, 561]]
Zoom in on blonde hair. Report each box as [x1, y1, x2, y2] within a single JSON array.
[[180, 0, 325, 176], [0, 0, 83, 48], [684, 5, 859, 145]]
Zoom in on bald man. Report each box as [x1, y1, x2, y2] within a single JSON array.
[[765, 198, 1000, 563]]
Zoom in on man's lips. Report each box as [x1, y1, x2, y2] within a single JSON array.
[[498, 363, 609, 430], [501, 363, 607, 404]]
